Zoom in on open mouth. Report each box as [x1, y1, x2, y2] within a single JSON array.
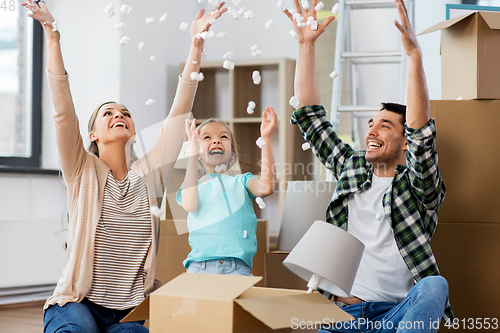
[[112, 122, 128, 129], [209, 148, 224, 156], [367, 140, 382, 150]]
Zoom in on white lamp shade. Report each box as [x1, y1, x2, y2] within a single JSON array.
[[283, 221, 364, 297]]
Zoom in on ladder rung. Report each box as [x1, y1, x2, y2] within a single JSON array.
[[338, 106, 381, 112], [342, 51, 403, 58], [345, 0, 396, 9]]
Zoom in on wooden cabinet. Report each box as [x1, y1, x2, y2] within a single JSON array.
[[181, 58, 314, 232]]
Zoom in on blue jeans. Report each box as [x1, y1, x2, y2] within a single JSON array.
[[43, 297, 148, 333], [186, 257, 252, 276], [320, 276, 448, 333]]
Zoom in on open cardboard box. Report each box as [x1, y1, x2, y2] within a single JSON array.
[[419, 11, 500, 100], [122, 273, 353, 332]]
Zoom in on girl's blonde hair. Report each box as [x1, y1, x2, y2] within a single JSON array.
[[87, 101, 138, 162], [197, 118, 241, 176]]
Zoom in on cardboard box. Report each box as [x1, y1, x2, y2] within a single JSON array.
[[430, 100, 500, 223], [156, 219, 268, 287], [266, 251, 307, 291], [122, 273, 353, 332], [431, 222, 500, 325], [420, 11, 500, 100]]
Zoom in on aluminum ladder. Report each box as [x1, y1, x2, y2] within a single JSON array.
[[330, 0, 414, 150]]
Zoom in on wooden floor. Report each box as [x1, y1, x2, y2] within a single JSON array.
[[0, 302, 44, 333]]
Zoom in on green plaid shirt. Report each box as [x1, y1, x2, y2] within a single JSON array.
[[291, 105, 453, 320]]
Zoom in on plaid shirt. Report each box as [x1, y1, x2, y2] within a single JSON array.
[[291, 105, 453, 320]]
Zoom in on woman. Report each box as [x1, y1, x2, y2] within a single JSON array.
[[23, 1, 227, 331]]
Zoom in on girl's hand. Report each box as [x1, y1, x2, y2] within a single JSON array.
[[185, 119, 201, 156], [22, 0, 59, 41], [190, 2, 228, 47], [261, 106, 278, 141], [282, 0, 335, 44]]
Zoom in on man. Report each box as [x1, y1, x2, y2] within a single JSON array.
[[283, 0, 453, 332]]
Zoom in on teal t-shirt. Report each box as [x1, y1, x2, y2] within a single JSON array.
[[176, 172, 258, 268]]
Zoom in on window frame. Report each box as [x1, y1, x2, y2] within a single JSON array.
[[0, 19, 43, 169]]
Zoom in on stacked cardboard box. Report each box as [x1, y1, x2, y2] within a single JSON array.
[[422, 11, 500, 330]]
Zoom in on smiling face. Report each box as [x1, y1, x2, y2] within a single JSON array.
[[89, 103, 136, 148], [365, 110, 407, 174], [199, 121, 233, 168]]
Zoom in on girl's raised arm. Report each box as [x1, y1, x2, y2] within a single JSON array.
[[247, 107, 278, 198], [181, 119, 201, 212]]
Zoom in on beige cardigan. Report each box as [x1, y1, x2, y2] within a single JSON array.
[[44, 70, 197, 310]]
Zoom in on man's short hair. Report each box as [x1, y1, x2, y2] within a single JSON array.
[[380, 102, 406, 125]]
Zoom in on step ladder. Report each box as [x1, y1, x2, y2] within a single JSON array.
[[330, 0, 414, 150]]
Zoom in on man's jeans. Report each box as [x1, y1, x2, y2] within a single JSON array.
[[44, 297, 148, 333], [320, 276, 448, 333]]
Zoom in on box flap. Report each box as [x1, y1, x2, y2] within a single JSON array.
[[418, 12, 476, 35], [478, 11, 500, 30], [155, 273, 262, 301], [121, 295, 150, 323], [239, 286, 305, 299], [235, 292, 354, 330]]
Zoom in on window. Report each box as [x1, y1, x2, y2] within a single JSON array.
[[0, 3, 43, 168]]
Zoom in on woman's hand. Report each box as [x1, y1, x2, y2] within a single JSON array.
[[22, 1, 59, 41], [190, 2, 228, 47], [260, 106, 278, 142], [185, 119, 201, 157], [282, 0, 335, 44]]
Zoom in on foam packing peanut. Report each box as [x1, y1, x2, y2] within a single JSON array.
[[289, 96, 299, 108], [180, 22, 188, 31], [315, 2, 325, 11], [138, 42, 146, 52], [145, 99, 155, 106], [256, 137, 266, 149], [119, 36, 131, 45], [277, 0, 286, 11], [150, 205, 162, 218], [332, 3, 340, 14], [302, 142, 311, 150], [159, 13, 168, 23], [104, 4, 115, 18], [255, 197, 266, 209], [146, 17, 155, 24], [329, 70, 339, 79], [120, 4, 132, 14], [223, 60, 235, 70], [115, 22, 126, 29]]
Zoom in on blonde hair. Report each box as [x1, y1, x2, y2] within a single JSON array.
[[87, 101, 138, 162], [197, 118, 241, 176]]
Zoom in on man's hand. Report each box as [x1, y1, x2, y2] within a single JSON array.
[[394, 0, 421, 58], [282, 0, 335, 44]]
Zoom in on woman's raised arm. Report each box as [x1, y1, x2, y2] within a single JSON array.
[[23, 1, 65, 75]]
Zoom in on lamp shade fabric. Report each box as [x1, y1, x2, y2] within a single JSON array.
[[283, 221, 364, 297]]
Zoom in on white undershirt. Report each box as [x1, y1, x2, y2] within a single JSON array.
[[347, 174, 414, 303]]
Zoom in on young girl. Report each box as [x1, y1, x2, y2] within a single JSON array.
[[23, 1, 227, 332], [176, 107, 277, 275]]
